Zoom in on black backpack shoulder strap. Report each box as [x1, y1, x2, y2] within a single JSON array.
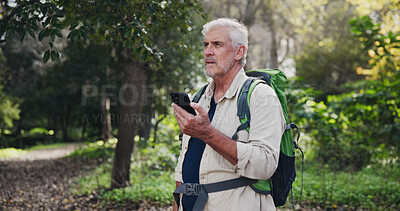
[[192, 84, 208, 103], [232, 78, 254, 140], [232, 78, 266, 140]]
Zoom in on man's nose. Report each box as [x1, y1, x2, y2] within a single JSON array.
[[204, 46, 214, 56]]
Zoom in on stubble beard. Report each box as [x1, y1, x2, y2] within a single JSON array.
[[205, 60, 235, 79]]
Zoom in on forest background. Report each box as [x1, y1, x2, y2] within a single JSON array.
[[0, 0, 399, 210]]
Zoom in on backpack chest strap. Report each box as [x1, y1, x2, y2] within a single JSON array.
[[173, 177, 257, 211]]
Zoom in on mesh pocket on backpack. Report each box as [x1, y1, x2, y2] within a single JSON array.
[[271, 151, 296, 206]]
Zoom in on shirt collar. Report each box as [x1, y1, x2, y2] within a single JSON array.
[[204, 68, 247, 101]]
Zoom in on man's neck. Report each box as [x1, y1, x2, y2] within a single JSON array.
[[213, 63, 242, 102]]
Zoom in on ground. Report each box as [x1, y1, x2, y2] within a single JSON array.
[[0, 145, 172, 211], [0, 145, 320, 211]]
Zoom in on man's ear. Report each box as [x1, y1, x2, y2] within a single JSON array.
[[234, 45, 245, 62]]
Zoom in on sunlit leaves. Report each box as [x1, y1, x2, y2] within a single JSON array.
[[350, 16, 400, 78]]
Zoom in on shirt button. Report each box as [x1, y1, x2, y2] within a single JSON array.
[[180, 171, 182, 174], [185, 146, 187, 150]]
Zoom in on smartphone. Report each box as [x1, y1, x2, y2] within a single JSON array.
[[170, 92, 197, 115]]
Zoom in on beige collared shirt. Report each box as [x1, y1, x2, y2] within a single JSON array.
[[175, 69, 286, 211]]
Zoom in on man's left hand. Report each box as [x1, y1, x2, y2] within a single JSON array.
[[172, 102, 213, 139]]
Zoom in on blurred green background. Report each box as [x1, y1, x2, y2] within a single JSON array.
[[0, 0, 399, 210]]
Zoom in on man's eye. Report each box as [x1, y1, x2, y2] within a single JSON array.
[[215, 42, 221, 46], [203, 43, 209, 47]]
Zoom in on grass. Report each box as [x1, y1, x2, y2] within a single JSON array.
[[0, 147, 27, 159], [67, 139, 115, 159], [58, 139, 400, 210], [28, 142, 77, 150], [73, 162, 175, 205], [71, 142, 178, 205], [289, 162, 400, 210], [0, 139, 112, 159], [0, 142, 80, 159]]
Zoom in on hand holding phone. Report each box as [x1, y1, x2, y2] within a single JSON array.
[[170, 92, 197, 115]]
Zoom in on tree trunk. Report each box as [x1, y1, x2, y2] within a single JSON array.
[[269, 24, 279, 69], [81, 116, 87, 142], [264, 1, 279, 69], [138, 110, 152, 142], [53, 112, 57, 142], [102, 67, 113, 141], [241, 0, 263, 70], [60, 106, 68, 143], [153, 115, 165, 145], [101, 96, 113, 141], [111, 53, 148, 189]]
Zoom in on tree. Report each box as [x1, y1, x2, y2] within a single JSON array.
[[0, 49, 20, 141], [294, 0, 369, 98], [201, 0, 323, 73], [0, 0, 203, 189]]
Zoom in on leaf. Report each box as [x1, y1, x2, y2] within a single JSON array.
[[43, 50, 50, 63], [43, 17, 51, 27], [55, 30, 62, 38], [41, 5, 48, 15], [69, 22, 79, 30], [19, 31, 26, 41], [51, 51, 57, 61], [388, 31, 394, 38], [51, 31, 56, 41], [28, 29, 35, 39], [38, 29, 46, 41], [67, 30, 77, 39]]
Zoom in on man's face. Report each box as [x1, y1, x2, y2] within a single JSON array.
[[203, 27, 237, 78]]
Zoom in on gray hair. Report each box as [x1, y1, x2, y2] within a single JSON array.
[[202, 18, 249, 66]]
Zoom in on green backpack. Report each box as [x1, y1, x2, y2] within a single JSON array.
[[192, 69, 303, 207]]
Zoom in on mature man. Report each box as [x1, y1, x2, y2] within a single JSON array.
[[172, 18, 285, 211]]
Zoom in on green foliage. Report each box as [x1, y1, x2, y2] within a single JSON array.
[[132, 142, 179, 173], [72, 144, 400, 209], [290, 16, 400, 170], [0, 142, 74, 158], [68, 140, 115, 159], [101, 171, 174, 204], [0, 0, 203, 63], [0, 87, 20, 128], [288, 77, 399, 170], [72, 162, 112, 195], [295, 38, 367, 97], [27, 142, 74, 151], [0, 48, 20, 128], [294, 0, 369, 97], [0, 147, 27, 159], [350, 16, 400, 77], [291, 162, 400, 210], [28, 127, 54, 135], [72, 142, 178, 204]]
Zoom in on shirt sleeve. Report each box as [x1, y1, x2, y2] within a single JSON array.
[[236, 84, 286, 180]]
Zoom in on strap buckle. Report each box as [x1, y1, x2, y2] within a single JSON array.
[[184, 183, 200, 196]]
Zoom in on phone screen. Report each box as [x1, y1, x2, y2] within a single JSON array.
[[170, 92, 197, 115]]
